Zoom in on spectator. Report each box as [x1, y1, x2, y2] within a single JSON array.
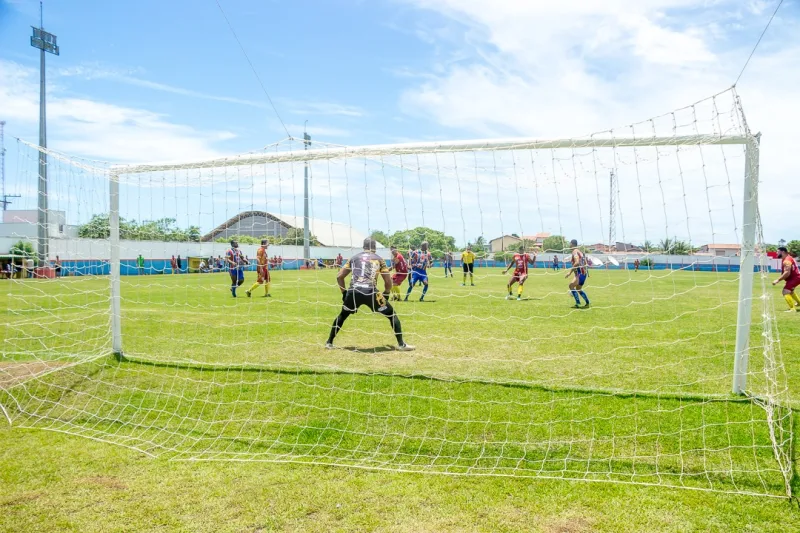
[[177, 255, 183, 273], [54, 255, 63, 277], [137, 254, 145, 276], [171, 255, 178, 274], [336, 253, 343, 268], [553, 255, 560, 271], [199, 260, 208, 273]]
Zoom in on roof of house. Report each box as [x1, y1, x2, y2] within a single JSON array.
[[521, 232, 551, 240], [201, 211, 380, 248], [489, 235, 522, 243]]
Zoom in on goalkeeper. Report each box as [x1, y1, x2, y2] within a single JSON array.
[[326, 238, 415, 351]]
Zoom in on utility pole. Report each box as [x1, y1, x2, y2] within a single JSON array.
[[30, 1, 59, 263], [608, 170, 617, 251], [303, 124, 311, 262], [0, 120, 17, 211]]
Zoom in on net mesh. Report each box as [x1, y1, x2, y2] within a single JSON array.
[[0, 87, 793, 497]]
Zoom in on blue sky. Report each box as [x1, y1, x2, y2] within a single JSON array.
[[1, 0, 799, 245]]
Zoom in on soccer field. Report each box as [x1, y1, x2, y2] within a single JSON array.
[[2, 268, 797, 512]]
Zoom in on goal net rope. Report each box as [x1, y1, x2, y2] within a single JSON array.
[[0, 87, 793, 497]]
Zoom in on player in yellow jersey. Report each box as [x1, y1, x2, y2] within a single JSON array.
[[461, 245, 476, 286], [246, 240, 272, 298]]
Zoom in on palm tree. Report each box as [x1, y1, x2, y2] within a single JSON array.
[[642, 240, 654, 252], [658, 238, 673, 253]]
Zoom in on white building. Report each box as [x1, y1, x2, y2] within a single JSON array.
[[698, 244, 741, 257], [0, 209, 73, 240]]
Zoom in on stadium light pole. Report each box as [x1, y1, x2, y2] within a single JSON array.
[[30, 3, 60, 265], [303, 127, 311, 262]]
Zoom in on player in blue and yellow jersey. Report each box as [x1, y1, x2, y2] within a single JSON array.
[[405, 241, 432, 302], [565, 239, 590, 308], [226, 240, 247, 297]]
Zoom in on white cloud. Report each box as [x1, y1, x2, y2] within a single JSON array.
[[397, 0, 800, 243], [0, 59, 234, 163]]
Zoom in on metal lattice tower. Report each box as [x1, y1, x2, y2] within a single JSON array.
[[608, 170, 617, 249]]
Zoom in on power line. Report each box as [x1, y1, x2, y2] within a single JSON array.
[[734, 0, 784, 86], [213, 0, 292, 138]]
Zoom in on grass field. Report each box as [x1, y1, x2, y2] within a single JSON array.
[[2, 267, 799, 531]]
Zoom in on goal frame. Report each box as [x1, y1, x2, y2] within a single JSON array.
[[107, 133, 760, 395]]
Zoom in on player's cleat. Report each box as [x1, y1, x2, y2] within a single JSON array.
[[784, 308, 796, 313], [397, 343, 416, 351], [419, 297, 425, 302], [461, 283, 466, 286], [517, 296, 521, 301], [263, 294, 271, 298], [470, 283, 475, 286], [573, 304, 582, 309], [506, 295, 513, 300], [325, 342, 335, 349], [246, 290, 251, 298], [404, 296, 409, 302], [583, 303, 590, 309]]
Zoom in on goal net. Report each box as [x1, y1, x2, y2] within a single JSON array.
[[1, 87, 793, 497]]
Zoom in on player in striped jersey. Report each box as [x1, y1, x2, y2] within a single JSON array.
[[565, 239, 590, 308], [503, 246, 536, 300], [405, 241, 432, 302], [226, 240, 247, 297]]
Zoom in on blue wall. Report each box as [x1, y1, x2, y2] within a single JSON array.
[[52, 258, 765, 276]]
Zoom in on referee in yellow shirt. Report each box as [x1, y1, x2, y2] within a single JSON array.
[[461, 245, 476, 286]]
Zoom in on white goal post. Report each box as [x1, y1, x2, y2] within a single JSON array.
[[108, 133, 761, 395]]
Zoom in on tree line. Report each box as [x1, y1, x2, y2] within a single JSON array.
[[78, 214, 202, 242]]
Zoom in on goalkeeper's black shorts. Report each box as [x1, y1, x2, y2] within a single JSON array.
[[341, 288, 394, 317]]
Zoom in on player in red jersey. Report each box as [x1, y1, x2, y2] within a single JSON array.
[[389, 246, 409, 301], [503, 245, 536, 300], [773, 246, 800, 312]]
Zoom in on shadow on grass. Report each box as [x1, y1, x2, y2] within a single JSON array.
[[115, 352, 754, 405]]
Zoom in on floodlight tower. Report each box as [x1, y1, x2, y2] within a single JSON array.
[[30, 2, 60, 263], [303, 127, 312, 262]]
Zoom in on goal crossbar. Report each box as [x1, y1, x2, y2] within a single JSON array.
[[112, 134, 752, 175]]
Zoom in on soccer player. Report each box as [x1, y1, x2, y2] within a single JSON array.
[[246, 240, 272, 298], [772, 246, 800, 312], [326, 238, 415, 351], [226, 240, 247, 297], [390, 246, 409, 301], [504, 246, 536, 300], [565, 239, 590, 308], [405, 241, 432, 301], [443, 250, 453, 278], [461, 245, 476, 286], [552, 254, 559, 271], [634, 258, 640, 272]]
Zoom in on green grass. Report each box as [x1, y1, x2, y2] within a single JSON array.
[[1, 267, 799, 531]]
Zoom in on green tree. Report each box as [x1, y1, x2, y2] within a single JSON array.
[[370, 230, 390, 247], [787, 240, 800, 257], [542, 235, 568, 253], [642, 240, 654, 252], [280, 228, 320, 246], [474, 236, 486, 249], [765, 244, 778, 253], [9, 240, 37, 265], [381, 227, 456, 256], [78, 214, 202, 242], [78, 214, 111, 239]]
